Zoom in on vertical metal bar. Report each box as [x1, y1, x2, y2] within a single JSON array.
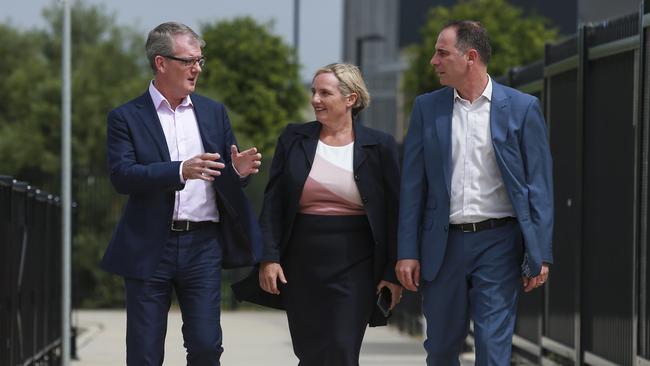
[[356, 37, 363, 71], [61, 0, 71, 364], [637, 1, 648, 361], [632, 15, 642, 366], [540, 62, 549, 365], [537, 43, 557, 364], [576, 23, 586, 366], [293, 0, 300, 52]]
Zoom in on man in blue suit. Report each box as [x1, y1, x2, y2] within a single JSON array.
[[396, 21, 553, 365], [101, 22, 262, 365]]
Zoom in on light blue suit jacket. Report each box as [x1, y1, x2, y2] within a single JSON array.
[[398, 82, 553, 281]]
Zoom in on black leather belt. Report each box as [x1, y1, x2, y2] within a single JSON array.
[[171, 220, 216, 232], [449, 217, 516, 233]]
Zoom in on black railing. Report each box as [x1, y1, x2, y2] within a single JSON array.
[[392, 7, 650, 366], [501, 10, 644, 366], [0, 175, 63, 365]]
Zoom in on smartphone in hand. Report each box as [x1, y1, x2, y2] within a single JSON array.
[[376, 286, 392, 318]]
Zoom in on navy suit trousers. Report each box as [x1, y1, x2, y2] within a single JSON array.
[[420, 221, 523, 366], [124, 225, 223, 366]]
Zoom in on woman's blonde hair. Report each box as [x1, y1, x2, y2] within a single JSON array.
[[314, 63, 370, 117]]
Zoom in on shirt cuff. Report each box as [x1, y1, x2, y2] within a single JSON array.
[[232, 162, 246, 178], [179, 160, 186, 183]]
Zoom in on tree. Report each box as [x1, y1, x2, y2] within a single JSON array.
[[41, 2, 148, 179], [199, 17, 306, 156], [0, 2, 147, 191], [402, 0, 559, 111], [0, 1, 148, 307], [0, 24, 61, 188], [0, 5, 307, 307]]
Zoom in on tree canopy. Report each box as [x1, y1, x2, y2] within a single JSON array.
[[0, 3, 146, 191], [0, 2, 305, 307], [200, 17, 306, 154], [402, 0, 559, 111], [0, 2, 150, 307]]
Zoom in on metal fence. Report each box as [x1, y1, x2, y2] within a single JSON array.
[[389, 4, 650, 365], [1, 175, 62, 365], [491, 8, 647, 366]]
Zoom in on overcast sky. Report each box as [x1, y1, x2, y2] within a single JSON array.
[[4, 0, 344, 82]]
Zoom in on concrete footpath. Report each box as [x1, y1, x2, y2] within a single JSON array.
[[71, 309, 430, 365]]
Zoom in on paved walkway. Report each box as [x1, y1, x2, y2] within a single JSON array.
[[71, 309, 431, 365]]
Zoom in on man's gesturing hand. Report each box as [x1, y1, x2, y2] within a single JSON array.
[[231, 145, 262, 177], [182, 153, 225, 182]]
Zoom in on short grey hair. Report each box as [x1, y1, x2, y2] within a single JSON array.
[[145, 22, 205, 74], [314, 63, 370, 117]]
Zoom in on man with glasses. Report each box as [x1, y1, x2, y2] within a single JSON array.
[[101, 22, 262, 365]]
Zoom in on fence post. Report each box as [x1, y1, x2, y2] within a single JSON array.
[[10, 180, 28, 365], [0, 176, 14, 366]]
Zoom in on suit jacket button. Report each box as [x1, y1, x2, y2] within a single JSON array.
[[362, 197, 368, 203], [444, 225, 448, 232], [354, 175, 360, 181]]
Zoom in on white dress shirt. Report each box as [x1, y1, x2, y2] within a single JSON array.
[[449, 77, 515, 224], [148, 82, 219, 222]]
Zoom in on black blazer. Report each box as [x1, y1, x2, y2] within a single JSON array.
[[260, 120, 400, 284]]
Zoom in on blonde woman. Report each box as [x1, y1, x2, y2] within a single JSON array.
[[258, 63, 402, 365]]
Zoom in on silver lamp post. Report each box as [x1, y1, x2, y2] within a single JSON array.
[[60, 0, 72, 364]]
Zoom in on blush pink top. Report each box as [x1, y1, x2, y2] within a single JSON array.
[[299, 141, 365, 216]]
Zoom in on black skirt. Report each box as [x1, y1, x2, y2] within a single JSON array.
[[282, 214, 376, 366]]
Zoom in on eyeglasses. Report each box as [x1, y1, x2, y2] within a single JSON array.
[[162, 55, 206, 68]]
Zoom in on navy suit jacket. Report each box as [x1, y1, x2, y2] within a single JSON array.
[[260, 121, 400, 284], [398, 82, 554, 281], [101, 91, 262, 280]]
